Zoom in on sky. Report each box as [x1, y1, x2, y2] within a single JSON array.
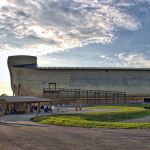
[[0, 0, 150, 95]]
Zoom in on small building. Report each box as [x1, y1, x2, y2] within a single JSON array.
[[0, 96, 51, 114]]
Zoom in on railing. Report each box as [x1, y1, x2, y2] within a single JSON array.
[[43, 86, 126, 104]]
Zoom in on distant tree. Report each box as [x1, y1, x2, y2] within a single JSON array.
[[0, 94, 8, 96]]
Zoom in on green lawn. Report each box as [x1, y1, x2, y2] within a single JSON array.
[[32, 104, 150, 129], [86, 103, 150, 109]]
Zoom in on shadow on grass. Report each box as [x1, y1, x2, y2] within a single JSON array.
[[51, 110, 150, 122]]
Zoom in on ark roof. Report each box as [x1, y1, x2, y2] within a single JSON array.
[[37, 66, 150, 71]]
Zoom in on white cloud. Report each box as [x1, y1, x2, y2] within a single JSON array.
[[99, 55, 111, 60], [118, 52, 150, 67], [0, 0, 141, 54]]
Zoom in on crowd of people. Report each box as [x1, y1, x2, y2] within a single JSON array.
[[0, 104, 83, 118], [31, 105, 49, 116], [31, 104, 66, 116]]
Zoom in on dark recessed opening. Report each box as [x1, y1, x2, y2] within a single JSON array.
[[144, 98, 150, 102]]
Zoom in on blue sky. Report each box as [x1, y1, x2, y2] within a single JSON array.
[[0, 0, 150, 95]]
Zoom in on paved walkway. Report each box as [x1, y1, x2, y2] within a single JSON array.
[[0, 107, 119, 125], [1, 113, 38, 125]]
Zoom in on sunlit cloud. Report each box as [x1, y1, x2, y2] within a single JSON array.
[[118, 51, 150, 67], [0, 0, 150, 96], [0, 0, 141, 54]]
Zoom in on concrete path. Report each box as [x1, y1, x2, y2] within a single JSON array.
[[0, 107, 119, 123], [2, 114, 34, 122]]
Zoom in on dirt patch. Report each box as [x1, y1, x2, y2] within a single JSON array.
[[0, 123, 150, 150]]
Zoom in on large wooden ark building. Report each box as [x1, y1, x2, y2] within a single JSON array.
[[8, 55, 150, 104]]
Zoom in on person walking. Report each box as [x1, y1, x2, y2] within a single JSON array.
[[57, 104, 60, 113], [51, 105, 54, 114], [40, 105, 44, 114], [33, 105, 38, 116]]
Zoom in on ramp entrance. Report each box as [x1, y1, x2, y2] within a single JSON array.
[[43, 83, 126, 105]]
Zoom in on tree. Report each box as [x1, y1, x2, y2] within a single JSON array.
[[0, 94, 8, 96]]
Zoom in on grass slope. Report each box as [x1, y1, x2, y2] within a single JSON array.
[[32, 105, 150, 129]]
